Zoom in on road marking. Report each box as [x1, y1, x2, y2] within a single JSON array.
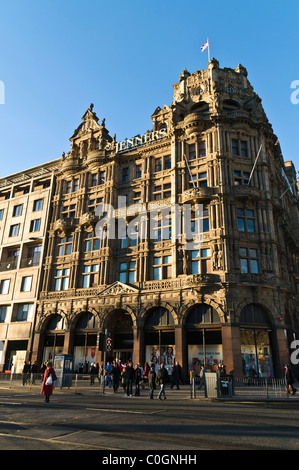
[[86, 407, 165, 415]]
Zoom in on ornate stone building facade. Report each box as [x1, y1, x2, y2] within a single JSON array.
[[3, 59, 299, 378]]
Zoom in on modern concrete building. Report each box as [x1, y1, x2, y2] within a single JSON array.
[[0, 160, 60, 372], [1, 59, 299, 378]]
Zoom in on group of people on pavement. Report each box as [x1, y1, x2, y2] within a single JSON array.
[[21, 360, 43, 386], [86, 359, 184, 399]]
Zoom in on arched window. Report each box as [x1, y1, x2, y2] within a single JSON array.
[[145, 307, 174, 328], [190, 101, 210, 114], [239, 304, 274, 378], [186, 304, 220, 326], [240, 304, 271, 326], [76, 312, 97, 330], [46, 314, 65, 331]]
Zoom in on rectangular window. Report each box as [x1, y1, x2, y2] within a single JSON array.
[[99, 171, 105, 185], [136, 165, 142, 179], [133, 191, 142, 204], [199, 141, 206, 158], [155, 158, 162, 172], [241, 141, 248, 158], [88, 197, 103, 214], [9, 224, 20, 237], [29, 219, 41, 232], [0, 209, 4, 220], [191, 250, 200, 274], [119, 261, 136, 284], [85, 233, 100, 252], [153, 256, 172, 280], [232, 139, 248, 158], [21, 276, 33, 292], [74, 179, 79, 192], [153, 183, 172, 201], [27, 245, 42, 266], [122, 167, 129, 183], [54, 269, 70, 291], [0, 280, 10, 295], [13, 204, 23, 217], [232, 139, 239, 156], [164, 156, 171, 170], [16, 304, 33, 322], [91, 174, 98, 187], [191, 248, 211, 274], [82, 264, 99, 288], [66, 181, 72, 193], [240, 248, 259, 274], [33, 199, 43, 211], [61, 204, 76, 218], [58, 237, 73, 256], [189, 143, 196, 160], [234, 171, 250, 186], [237, 209, 255, 233], [0, 305, 8, 322]]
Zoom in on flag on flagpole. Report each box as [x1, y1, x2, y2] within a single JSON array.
[[201, 39, 209, 52]]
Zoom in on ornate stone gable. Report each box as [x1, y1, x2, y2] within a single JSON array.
[[98, 281, 139, 297]]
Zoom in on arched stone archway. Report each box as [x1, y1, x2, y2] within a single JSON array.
[[239, 303, 276, 378], [72, 311, 99, 373], [143, 305, 176, 375], [102, 308, 134, 364], [183, 303, 223, 374], [39, 313, 67, 365]]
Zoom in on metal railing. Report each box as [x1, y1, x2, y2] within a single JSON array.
[[1, 373, 297, 401], [190, 375, 298, 400]]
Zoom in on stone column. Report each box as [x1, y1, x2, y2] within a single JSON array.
[[221, 324, 243, 378]]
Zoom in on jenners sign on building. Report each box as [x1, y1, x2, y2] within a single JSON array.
[[116, 127, 168, 153]]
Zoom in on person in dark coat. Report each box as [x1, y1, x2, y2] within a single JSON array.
[[148, 362, 156, 399], [284, 364, 297, 395], [110, 361, 120, 393], [89, 363, 98, 385], [124, 362, 134, 397], [156, 363, 168, 400], [171, 361, 182, 389], [41, 361, 56, 403], [22, 361, 30, 386], [134, 363, 142, 396]]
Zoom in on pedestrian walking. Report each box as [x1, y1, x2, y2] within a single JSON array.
[[22, 361, 30, 386], [148, 362, 156, 399], [110, 361, 120, 393], [30, 361, 38, 385], [156, 363, 168, 400], [89, 363, 97, 385], [105, 361, 112, 388], [143, 362, 150, 384], [124, 362, 134, 397], [171, 361, 182, 389], [198, 365, 206, 390], [284, 364, 297, 395], [41, 361, 56, 403], [134, 363, 142, 396]]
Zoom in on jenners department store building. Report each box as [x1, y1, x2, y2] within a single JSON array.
[[1, 59, 299, 379]]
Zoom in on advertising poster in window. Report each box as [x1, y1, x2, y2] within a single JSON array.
[[188, 344, 223, 374], [145, 345, 175, 374]]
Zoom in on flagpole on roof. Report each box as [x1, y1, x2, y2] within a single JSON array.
[[208, 38, 210, 62]]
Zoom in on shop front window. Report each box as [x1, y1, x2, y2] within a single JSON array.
[[240, 304, 275, 378], [144, 307, 175, 374]]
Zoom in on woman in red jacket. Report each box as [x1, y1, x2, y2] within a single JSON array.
[[41, 361, 56, 403]]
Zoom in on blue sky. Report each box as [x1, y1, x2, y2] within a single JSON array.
[[0, 0, 298, 178]]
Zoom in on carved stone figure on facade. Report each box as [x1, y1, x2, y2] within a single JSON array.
[[212, 246, 218, 271], [217, 248, 223, 270]]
